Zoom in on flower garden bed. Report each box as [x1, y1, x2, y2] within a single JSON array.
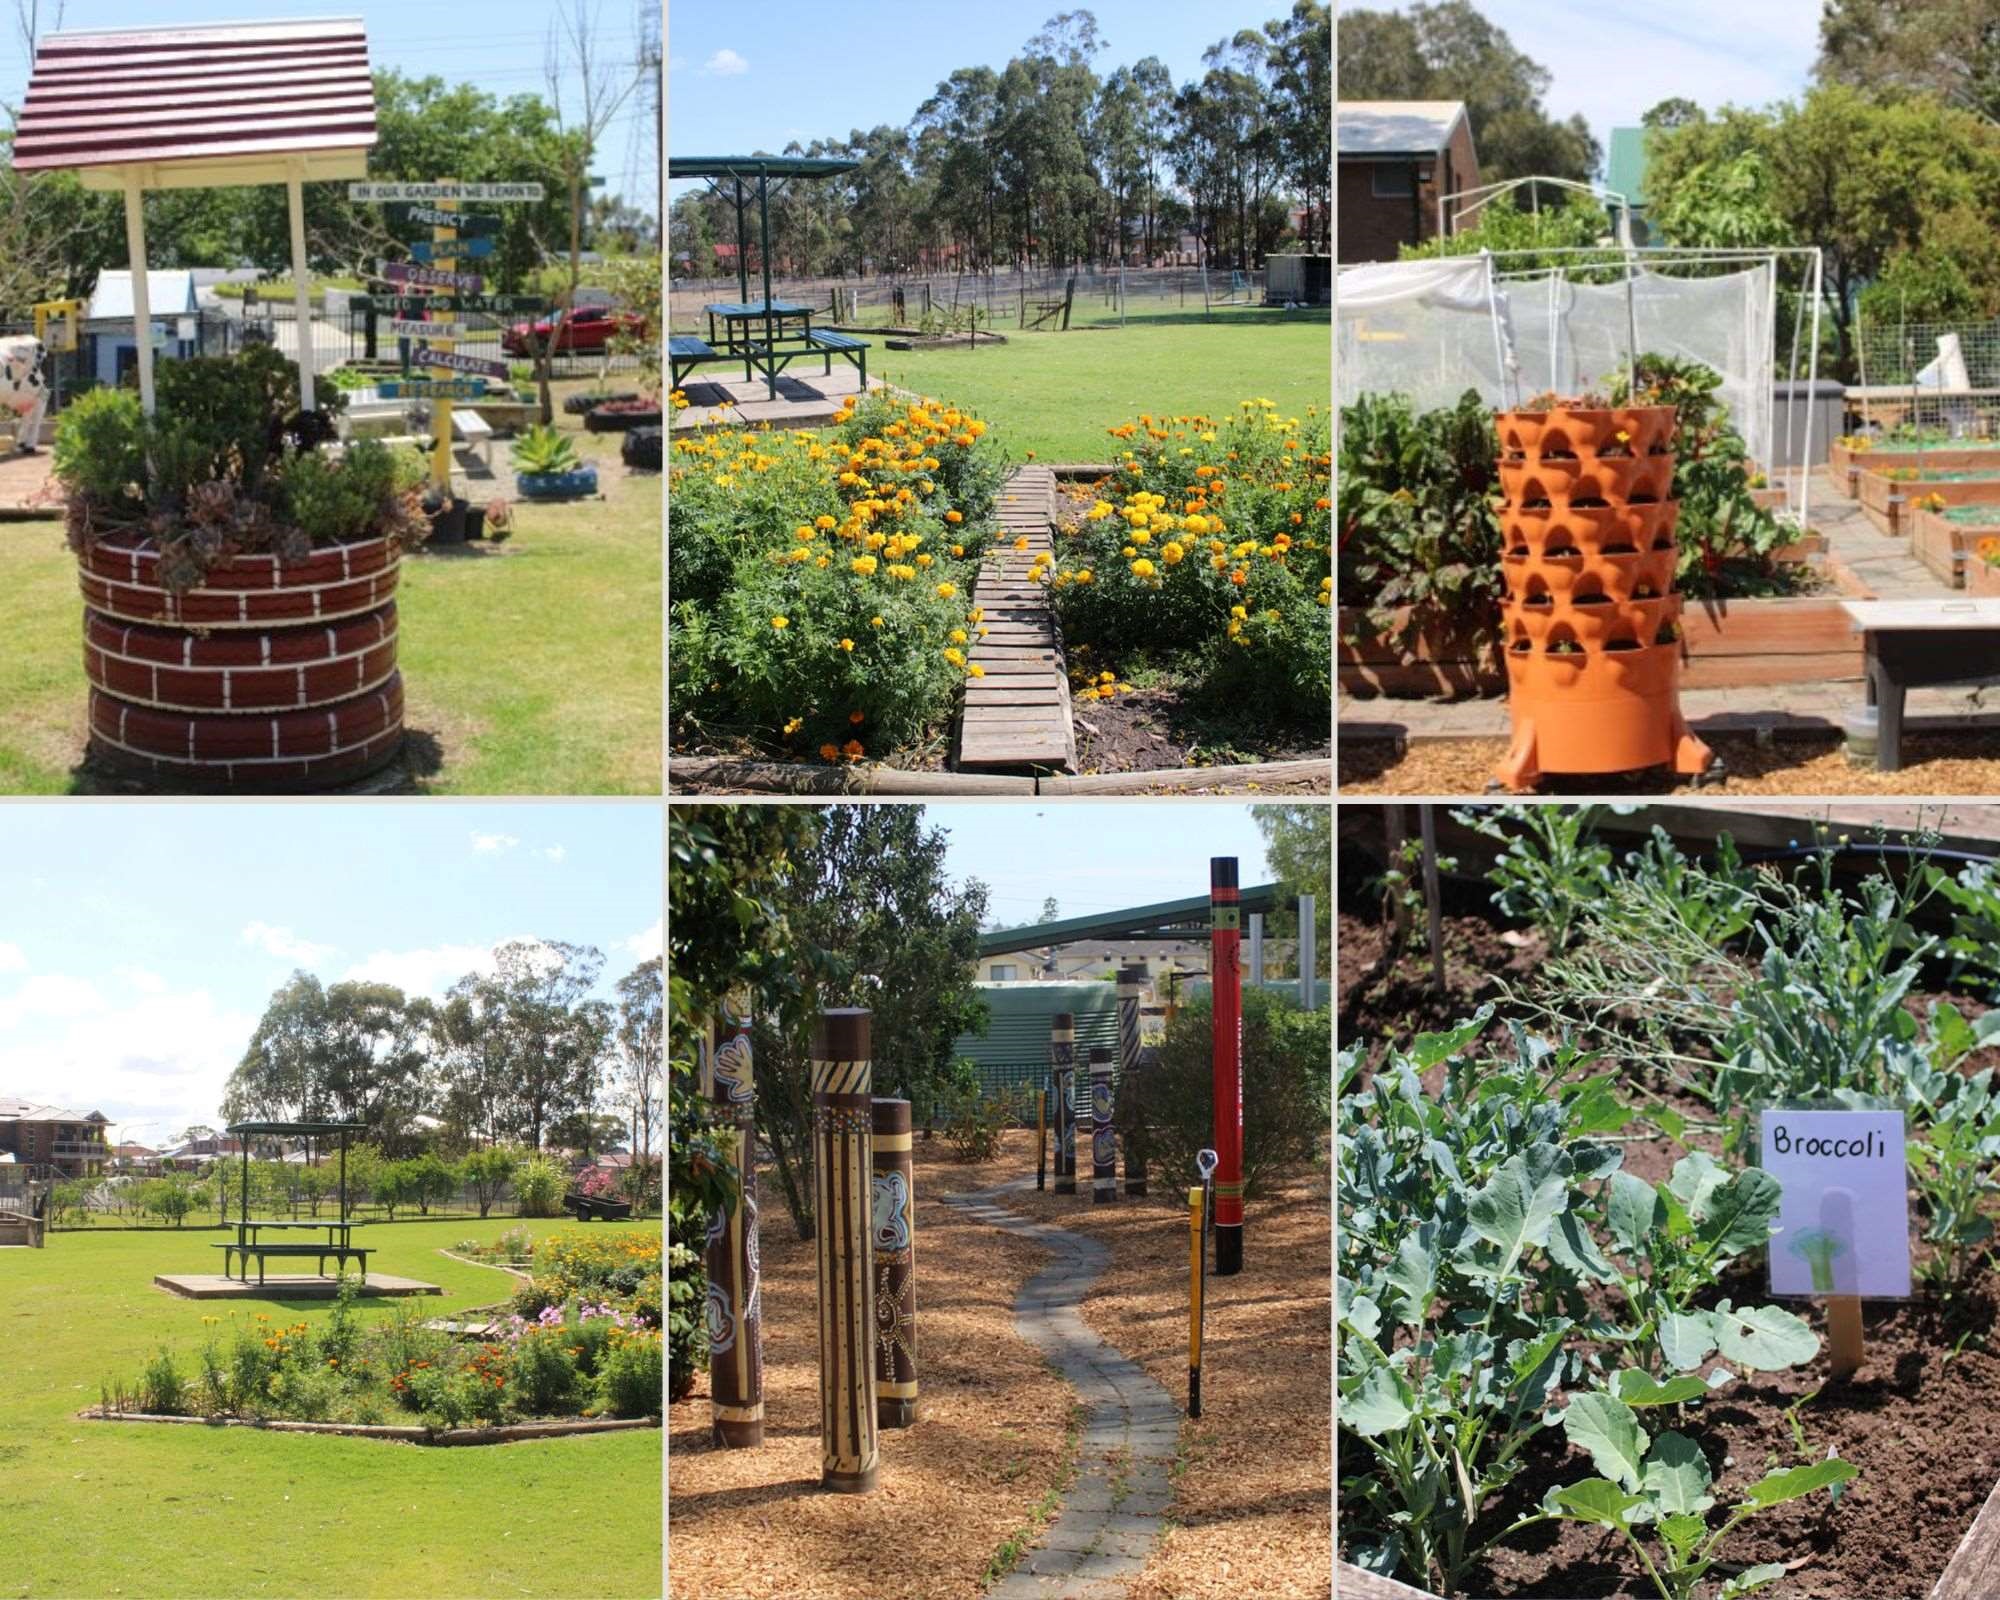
[[1854, 468, 2000, 538], [1828, 437, 2000, 497], [1911, 504, 2000, 588], [95, 1228, 661, 1434], [1340, 809, 2000, 1600]]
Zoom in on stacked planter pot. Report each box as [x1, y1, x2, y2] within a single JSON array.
[[77, 534, 405, 788], [1492, 402, 1712, 791]]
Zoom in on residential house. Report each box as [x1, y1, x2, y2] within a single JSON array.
[[0, 1099, 110, 1177], [1337, 100, 1479, 263]]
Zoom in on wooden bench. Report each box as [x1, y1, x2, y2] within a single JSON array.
[[213, 1241, 373, 1284], [452, 409, 495, 472], [669, 333, 721, 389], [1841, 598, 2000, 770]]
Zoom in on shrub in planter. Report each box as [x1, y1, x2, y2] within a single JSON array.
[[512, 425, 597, 498], [564, 390, 639, 416]]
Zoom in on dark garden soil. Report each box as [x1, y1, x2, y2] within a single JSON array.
[[1071, 682, 1329, 774], [1338, 851, 2000, 1599]]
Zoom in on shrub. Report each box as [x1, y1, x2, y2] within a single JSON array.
[[512, 423, 582, 475], [941, 1083, 1026, 1162], [139, 1346, 188, 1415], [53, 387, 146, 505], [1150, 988, 1330, 1198], [513, 1155, 567, 1217], [667, 1238, 706, 1403], [598, 1328, 664, 1418], [276, 439, 401, 544], [509, 1329, 580, 1413]]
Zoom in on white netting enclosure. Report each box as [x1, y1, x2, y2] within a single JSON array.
[[1338, 248, 1822, 482]]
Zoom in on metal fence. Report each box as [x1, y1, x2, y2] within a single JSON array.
[[1851, 317, 2000, 438], [668, 265, 1322, 335]]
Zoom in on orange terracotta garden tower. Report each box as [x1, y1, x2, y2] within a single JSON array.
[[1492, 401, 1712, 790]]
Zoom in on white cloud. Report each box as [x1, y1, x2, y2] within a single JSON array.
[[470, 831, 520, 854], [667, 54, 686, 72], [339, 935, 548, 999], [240, 920, 336, 965], [0, 942, 25, 972], [622, 918, 663, 962], [0, 973, 104, 1029], [702, 48, 748, 76], [539, 845, 567, 864]]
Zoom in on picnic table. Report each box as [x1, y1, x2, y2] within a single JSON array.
[[702, 298, 815, 356], [672, 299, 868, 401], [214, 1218, 372, 1284], [1840, 598, 2000, 770]]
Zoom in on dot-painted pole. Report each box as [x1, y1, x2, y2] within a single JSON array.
[[871, 1096, 918, 1429], [1051, 1012, 1077, 1196], [1187, 1184, 1204, 1418], [1090, 1044, 1117, 1205], [1211, 857, 1245, 1275], [1035, 1088, 1047, 1191], [702, 1016, 763, 1448], [812, 1008, 878, 1493], [1117, 964, 1149, 1198]]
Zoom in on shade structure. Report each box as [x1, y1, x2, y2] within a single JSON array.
[[225, 1120, 366, 1223], [12, 16, 379, 416], [668, 154, 860, 343]]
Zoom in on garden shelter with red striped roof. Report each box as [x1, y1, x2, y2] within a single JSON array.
[[11, 16, 378, 416]]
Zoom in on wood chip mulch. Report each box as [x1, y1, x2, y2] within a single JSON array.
[[668, 1136, 1073, 1600], [1340, 732, 2000, 797]]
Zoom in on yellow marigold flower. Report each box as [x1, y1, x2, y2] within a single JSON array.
[[1131, 558, 1155, 577], [783, 717, 803, 735], [969, 607, 984, 622], [945, 509, 963, 524], [851, 555, 879, 576], [866, 531, 887, 550], [1122, 545, 1137, 558], [890, 563, 916, 580], [839, 638, 855, 652], [920, 480, 935, 493], [1231, 604, 1248, 619], [815, 555, 829, 568], [1184, 514, 1210, 534], [815, 515, 837, 530], [1162, 541, 1184, 565], [770, 616, 789, 630], [1014, 537, 1029, 551], [1075, 569, 1092, 584], [936, 582, 957, 599], [943, 647, 966, 666], [950, 628, 967, 643], [951, 543, 964, 557], [968, 663, 985, 678], [870, 615, 885, 627], [1099, 671, 1116, 684], [967, 419, 987, 437], [795, 525, 814, 541]]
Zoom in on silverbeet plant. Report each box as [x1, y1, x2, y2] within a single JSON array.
[[1519, 1393, 1857, 1600]]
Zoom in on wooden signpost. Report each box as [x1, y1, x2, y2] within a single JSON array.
[[351, 178, 546, 489], [389, 319, 471, 340], [375, 379, 487, 400]]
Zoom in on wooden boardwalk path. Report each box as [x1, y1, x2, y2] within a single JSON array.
[[956, 465, 1077, 773]]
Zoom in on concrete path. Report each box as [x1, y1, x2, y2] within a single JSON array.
[[1797, 466, 1946, 599], [942, 1178, 1177, 1600]]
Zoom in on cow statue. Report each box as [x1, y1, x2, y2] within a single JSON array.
[[0, 337, 48, 453]]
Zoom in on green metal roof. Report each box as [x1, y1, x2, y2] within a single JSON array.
[[1606, 127, 1649, 211], [668, 156, 860, 179], [978, 883, 1285, 957]]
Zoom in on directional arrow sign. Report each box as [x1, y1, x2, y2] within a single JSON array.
[[405, 206, 503, 234], [414, 344, 510, 379], [354, 294, 547, 316], [380, 261, 483, 293], [389, 319, 472, 339], [411, 237, 497, 265], [375, 379, 490, 399], [351, 182, 546, 202]]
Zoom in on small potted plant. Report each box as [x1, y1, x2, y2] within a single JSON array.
[[512, 424, 598, 499]]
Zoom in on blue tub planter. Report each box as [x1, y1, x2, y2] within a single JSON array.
[[516, 465, 598, 499]]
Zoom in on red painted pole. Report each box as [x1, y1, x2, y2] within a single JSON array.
[[1211, 857, 1243, 1275]]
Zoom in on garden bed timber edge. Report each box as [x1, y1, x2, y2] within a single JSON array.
[[81, 1411, 658, 1446]]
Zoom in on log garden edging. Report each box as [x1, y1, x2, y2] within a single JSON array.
[[79, 1409, 658, 1446], [667, 756, 1330, 795]]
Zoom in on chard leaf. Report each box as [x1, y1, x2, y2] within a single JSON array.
[[1466, 1144, 1570, 1279], [1642, 1430, 1715, 1515], [1614, 1369, 1711, 1407], [1713, 1303, 1818, 1371], [1341, 1363, 1414, 1438], [1562, 1392, 1648, 1491], [1548, 1477, 1645, 1528], [1741, 1457, 1858, 1508], [1659, 1311, 1718, 1372], [1608, 1171, 1664, 1256]]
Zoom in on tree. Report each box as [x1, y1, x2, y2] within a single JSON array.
[[1336, 1, 1599, 186], [444, 941, 613, 1151], [750, 806, 990, 1239], [1819, 0, 2000, 123], [614, 957, 662, 1207], [1253, 805, 1333, 981], [405, 1152, 459, 1217], [459, 1146, 519, 1218], [1040, 896, 1062, 924]]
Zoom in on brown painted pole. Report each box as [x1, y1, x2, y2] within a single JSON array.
[[1212, 856, 1244, 1275], [1036, 1090, 1047, 1191], [1090, 1045, 1117, 1205], [1052, 1012, 1076, 1196], [812, 1008, 878, 1493], [702, 1018, 764, 1448], [1118, 964, 1149, 1197], [871, 1097, 918, 1428]]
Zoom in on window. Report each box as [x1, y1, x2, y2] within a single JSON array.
[[1371, 163, 1417, 199], [990, 963, 1016, 981]]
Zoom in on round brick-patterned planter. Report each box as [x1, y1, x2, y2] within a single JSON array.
[[76, 533, 400, 629], [84, 604, 399, 713], [89, 672, 405, 789], [74, 531, 408, 790]]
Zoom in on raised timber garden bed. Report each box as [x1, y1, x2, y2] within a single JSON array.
[[1855, 469, 2000, 538], [1911, 503, 2000, 588], [1829, 439, 2000, 497]]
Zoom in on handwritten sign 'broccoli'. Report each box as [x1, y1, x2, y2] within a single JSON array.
[[1761, 1109, 1911, 1299]]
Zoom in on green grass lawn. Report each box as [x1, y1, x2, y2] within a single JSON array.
[[0, 379, 661, 795], [1, 1218, 661, 1598], [873, 312, 1330, 460]]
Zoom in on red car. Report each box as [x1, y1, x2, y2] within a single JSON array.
[[501, 304, 645, 356]]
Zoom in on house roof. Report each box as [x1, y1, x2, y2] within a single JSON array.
[[0, 1098, 108, 1124], [87, 270, 200, 320], [1338, 100, 1470, 160], [12, 17, 377, 191], [1606, 126, 1650, 210]]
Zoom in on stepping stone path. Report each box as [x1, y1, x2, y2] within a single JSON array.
[[956, 466, 1078, 774], [943, 1177, 1178, 1600]]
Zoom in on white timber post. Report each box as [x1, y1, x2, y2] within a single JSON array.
[[122, 170, 155, 416], [287, 164, 318, 412], [1298, 894, 1316, 1012]]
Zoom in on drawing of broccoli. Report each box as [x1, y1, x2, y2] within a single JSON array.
[[1789, 1227, 1848, 1293]]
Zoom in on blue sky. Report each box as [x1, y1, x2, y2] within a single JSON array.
[[0, 803, 662, 1147], [1470, 0, 1818, 173], [926, 802, 1276, 930], [666, 0, 1302, 201], [0, 0, 660, 210]]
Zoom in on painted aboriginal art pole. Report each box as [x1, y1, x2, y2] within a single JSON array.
[[1036, 1089, 1047, 1191], [1211, 857, 1245, 1276], [1117, 964, 1150, 1198], [1052, 1012, 1077, 1196], [812, 1008, 879, 1493], [871, 1096, 918, 1429], [1090, 1045, 1116, 1205], [702, 1017, 763, 1448]]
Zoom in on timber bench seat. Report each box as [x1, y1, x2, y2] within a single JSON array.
[[669, 334, 722, 389], [451, 409, 494, 471], [1841, 597, 2000, 770], [212, 1241, 374, 1284]]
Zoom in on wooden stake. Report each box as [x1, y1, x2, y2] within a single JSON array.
[[1827, 1295, 1864, 1378]]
